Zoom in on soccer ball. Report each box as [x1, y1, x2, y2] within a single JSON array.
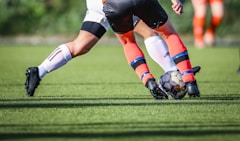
[[158, 70, 187, 100]]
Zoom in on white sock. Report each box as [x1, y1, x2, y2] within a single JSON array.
[[144, 35, 177, 72], [38, 44, 72, 79]]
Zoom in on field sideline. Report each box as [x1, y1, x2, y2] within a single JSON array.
[[0, 45, 240, 141]]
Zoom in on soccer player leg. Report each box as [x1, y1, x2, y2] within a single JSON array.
[[205, 0, 224, 46], [103, 1, 167, 99], [68, 6, 109, 57], [38, 8, 109, 79], [133, 19, 177, 72], [158, 20, 200, 97], [120, 31, 167, 99], [25, 44, 72, 96], [25, 8, 109, 96], [103, 0, 154, 85], [38, 44, 72, 78], [208, 0, 224, 32], [68, 21, 107, 57], [37, 31, 96, 80], [144, 36, 178, 72], [192, 0, 207, 48], [115, 30, 167, 99]]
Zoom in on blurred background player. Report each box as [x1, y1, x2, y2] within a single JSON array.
[[25, 0, 201, 99], [103, 0, 200, 97], [192, 0, 224, 48]]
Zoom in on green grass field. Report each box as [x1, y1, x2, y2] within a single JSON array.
[[0, 44, 240, 141]]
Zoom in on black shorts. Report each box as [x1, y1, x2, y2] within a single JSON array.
[[103, 0, 168, 34]]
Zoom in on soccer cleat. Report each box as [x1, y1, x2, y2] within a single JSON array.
[[25, 67, 41, 96], [192, 66, 201, 75], [145, 78, 168, 100], [186, 81, 200, 97]]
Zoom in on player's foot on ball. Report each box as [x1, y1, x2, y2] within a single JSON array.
[[25, 67, 41, 96], [193, 66, 201, 75], [186, 81, 200, 97], [145, 78, 168, 100]]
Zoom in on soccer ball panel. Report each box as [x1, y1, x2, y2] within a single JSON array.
[[159, 71, 187, 99]]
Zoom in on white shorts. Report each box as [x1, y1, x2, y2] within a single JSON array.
[[84, 0, 110, 31]]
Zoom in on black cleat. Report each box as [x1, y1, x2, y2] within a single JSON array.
[[25, 67, 41, 96], [193, 66, 201, 75], [186, 81, 200, 97], [145, 78, 168, 99]]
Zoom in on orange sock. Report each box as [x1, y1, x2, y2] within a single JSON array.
[[165, 34, 195, 83], [209, 0, 223, 4], [207, 16, 222, 34], [123, 41, 154, 85], [193, 16, 205, 42], [208, 0, 223, 32]]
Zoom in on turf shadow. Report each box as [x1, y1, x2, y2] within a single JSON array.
[[0, 97, 240, 109], [0, 129, 239, 140]]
